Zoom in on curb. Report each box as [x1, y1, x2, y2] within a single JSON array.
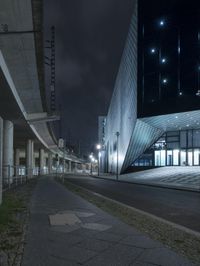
[[89, 174, 200, 193], [65, 178, 200, 239]]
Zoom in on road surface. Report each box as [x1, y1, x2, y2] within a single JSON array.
[[65, 175, 200, 232]]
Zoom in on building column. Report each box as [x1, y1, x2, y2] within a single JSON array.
[[14, 148, 20, 176], [26, 140, 34, 178], [15, 148, 20, 166], [39, 149, 45, 175], [3, 120, 14, 183], [0, 117, 3, 205], [82, 163, 86, 173], [68, 160, 72, 172], [48, 152, 52, 174], [63, 159, 66, 173], [74, 162, 78, 173]]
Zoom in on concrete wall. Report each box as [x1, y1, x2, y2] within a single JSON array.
[[104, 1, 138, 174]]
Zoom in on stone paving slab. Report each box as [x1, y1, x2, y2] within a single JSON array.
[[22, 177, 195, 266], [49, 213, 81, 226], [84, 243, 143, 266], [120, 235, 163, 249], [135, 247, 194, 266]]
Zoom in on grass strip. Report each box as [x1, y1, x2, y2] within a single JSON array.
[[0, 179, 37, 266], [0, 193, 25, 232]]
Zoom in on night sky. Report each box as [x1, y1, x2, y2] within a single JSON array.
[[44, 0, 134, 154]]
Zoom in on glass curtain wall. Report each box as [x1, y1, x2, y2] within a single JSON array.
[[154, 130, 200, 166]]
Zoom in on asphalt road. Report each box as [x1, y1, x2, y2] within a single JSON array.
[[65, 175, 200, 233]]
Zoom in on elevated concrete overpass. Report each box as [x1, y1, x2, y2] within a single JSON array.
[[0, 0, 85, 204]]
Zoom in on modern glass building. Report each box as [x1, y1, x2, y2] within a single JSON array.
[[134, 128, 200, 167], [138, 0, 200, 117], [99, 0, 200, 174]]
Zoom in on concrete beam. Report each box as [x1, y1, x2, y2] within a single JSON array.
[[27, 112, 60, 123]]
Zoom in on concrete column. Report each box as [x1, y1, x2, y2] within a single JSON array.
[[66, 161, 69, 172], [39, 149, 45, 175], [64, 160, 67, 173], [0, 117, 3, 205], [14, 148, 20, 176], [48, 152, 52, 174], [68, 160, 72, 172], [82, 164, 86, 173], [15, 148, 20, 166], [3, 120, 14, 182], [26, 140, 34, 178], [74, 162, 78, 173], [56, 156, 61, 173]]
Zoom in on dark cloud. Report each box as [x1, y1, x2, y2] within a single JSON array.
[[56, 56, 90, 89], [44, 0, 134, 154]]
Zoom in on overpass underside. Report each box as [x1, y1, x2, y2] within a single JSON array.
[[0, 0, 85, 204]]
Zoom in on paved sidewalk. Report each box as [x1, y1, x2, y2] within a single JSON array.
[[93, 167, 200, 192], [22, 177, 194, 266]]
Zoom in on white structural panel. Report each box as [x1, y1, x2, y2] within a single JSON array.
[[105, 1, 138, 174]]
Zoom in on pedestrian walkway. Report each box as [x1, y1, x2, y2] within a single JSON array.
[[95, 167, 200, 191], [22, 177, 194, 266]]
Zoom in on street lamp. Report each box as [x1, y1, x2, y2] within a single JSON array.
[[96, 144, 101, 176], [115, 132, 120, 180]]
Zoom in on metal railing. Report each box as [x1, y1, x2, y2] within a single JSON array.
[[2, 165, 38, 191], [1, 164, 91, 191]]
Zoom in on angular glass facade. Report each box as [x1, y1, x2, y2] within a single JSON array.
[[100, 0, 200, 174], [134, 129, 200, 166], [104, 1, 138, 174]]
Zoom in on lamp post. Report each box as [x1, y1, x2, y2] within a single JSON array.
[[89, 154, 96, 175], [115, 132, 120, 180], [96, 144, 101, 176], [89, 154, 93, 175]]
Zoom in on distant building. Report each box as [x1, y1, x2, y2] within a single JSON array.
[[99, 0, 200, 174]]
